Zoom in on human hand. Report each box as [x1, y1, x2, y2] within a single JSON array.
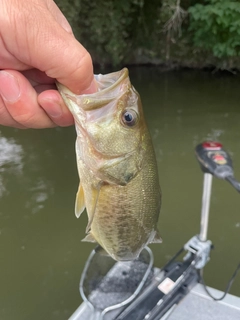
[[0, 0, 96, 129]]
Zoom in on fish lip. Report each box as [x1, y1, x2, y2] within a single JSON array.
[[93, 67, 129, 95], [56, 68, 130, 111]]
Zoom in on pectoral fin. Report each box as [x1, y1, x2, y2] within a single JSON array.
[[150, 229, 163, 244], [75, 183, 86, 218], [85, 184, 101, 233]]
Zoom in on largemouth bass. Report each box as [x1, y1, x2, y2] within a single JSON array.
[[57, 68, 161, 261]]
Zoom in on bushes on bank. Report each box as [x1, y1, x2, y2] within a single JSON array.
[[55, 0, 240, 69]]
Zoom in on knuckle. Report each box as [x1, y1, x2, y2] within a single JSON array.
[[7, 102, 48, 128], [11, 109, 38, 126], [0, 98, 26, 128]]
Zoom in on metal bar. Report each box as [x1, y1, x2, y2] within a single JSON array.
[[199, 173, 213, 242]]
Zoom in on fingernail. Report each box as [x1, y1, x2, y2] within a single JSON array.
[[43, 99, 63, 118], [84, 78, 98, 94], [0, 71, 21, 102]]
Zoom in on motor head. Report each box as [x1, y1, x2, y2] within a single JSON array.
[[195, 141, 240, 192]]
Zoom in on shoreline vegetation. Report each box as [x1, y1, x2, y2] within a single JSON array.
[[56, 0, 240, 72]]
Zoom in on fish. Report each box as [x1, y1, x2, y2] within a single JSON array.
[[57, 68, 162, 261]]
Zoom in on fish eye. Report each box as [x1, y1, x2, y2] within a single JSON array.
[[121, 109, 138, 127]]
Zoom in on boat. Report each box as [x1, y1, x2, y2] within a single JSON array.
[[68, 141, 240, 320]]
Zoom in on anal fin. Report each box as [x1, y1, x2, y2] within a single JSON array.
[[150, 229, 163, 243], [82, 233, 96, 243]]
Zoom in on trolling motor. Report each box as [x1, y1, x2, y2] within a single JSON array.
[[185, 141, 240, 268], [69, 141, 240, 320]]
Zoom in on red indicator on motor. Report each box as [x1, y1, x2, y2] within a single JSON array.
[[212, 153, 227, 165], [202, 141, 222, 150]]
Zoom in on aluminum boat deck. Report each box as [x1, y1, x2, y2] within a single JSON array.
[[69, 282, 240, 320]]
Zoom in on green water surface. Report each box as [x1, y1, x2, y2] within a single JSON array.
[[0, 68, 239, 320]]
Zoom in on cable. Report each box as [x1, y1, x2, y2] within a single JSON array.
[[199, 263, 240, 301]]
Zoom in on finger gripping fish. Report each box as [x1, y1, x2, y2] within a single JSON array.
[[57, 68, 162, 261]]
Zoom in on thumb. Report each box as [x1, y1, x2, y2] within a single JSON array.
[[2, 0, 96, 94]]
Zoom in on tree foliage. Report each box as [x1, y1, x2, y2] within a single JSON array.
[[55, 0, 240, 69], [188, 0, 240, 59]]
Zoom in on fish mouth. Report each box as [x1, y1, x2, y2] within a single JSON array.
[[56, 68, 130, 112]]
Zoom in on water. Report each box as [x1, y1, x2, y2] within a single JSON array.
[[0, 68, 239, 320]]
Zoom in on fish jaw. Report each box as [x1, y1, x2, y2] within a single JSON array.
[[56, 68, 130, 113]]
